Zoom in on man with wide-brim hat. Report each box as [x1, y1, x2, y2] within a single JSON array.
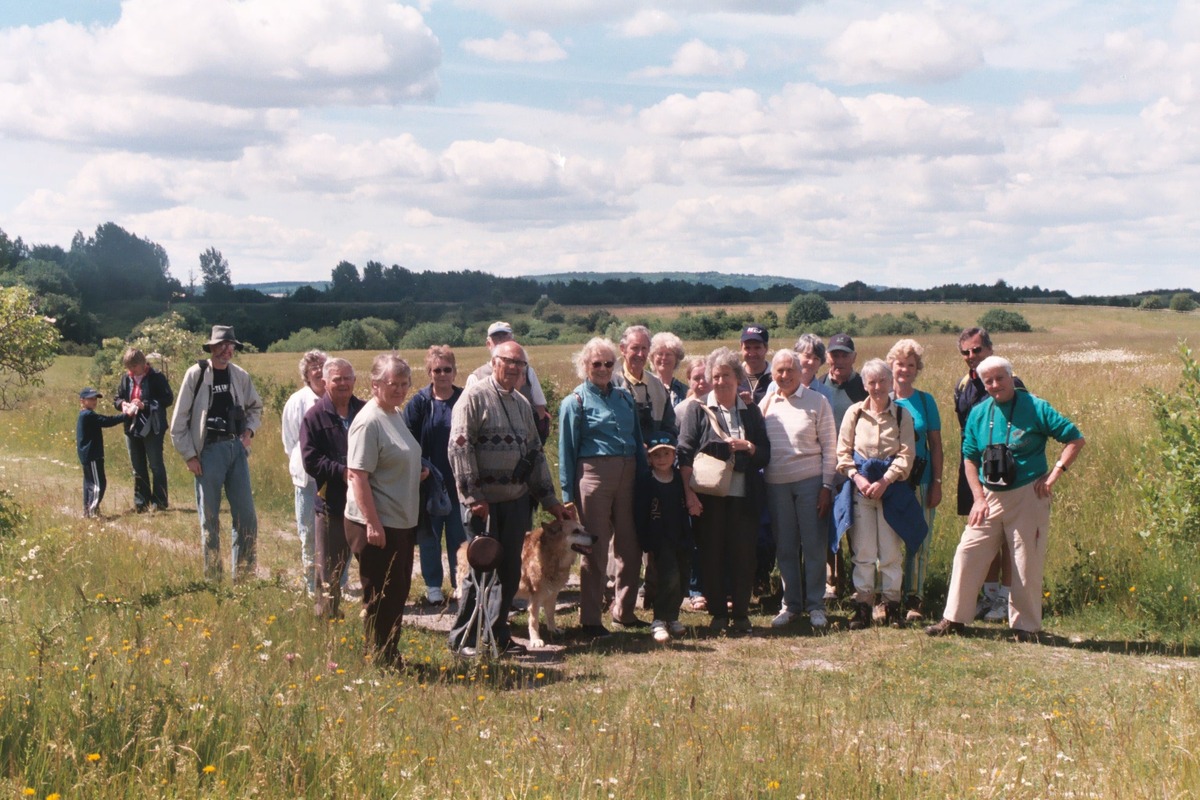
[[170, 324, 263, 580]]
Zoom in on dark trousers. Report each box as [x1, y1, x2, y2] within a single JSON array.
[[127, 431, 168, 510], [653, 539, 692, 623], [345, 519, 415, 668], [81, 459, 106, 517], [314, 509, 351, 619], [448, 497, 532, 649], [695, 494, 756, 619]]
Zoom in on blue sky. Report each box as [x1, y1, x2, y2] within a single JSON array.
[[1, 1, 1197, 294]]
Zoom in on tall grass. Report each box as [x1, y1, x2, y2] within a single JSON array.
[[1, 305, 1197, 797]]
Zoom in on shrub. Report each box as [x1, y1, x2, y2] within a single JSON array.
[[267, 326, 338, 353], [977, 308, 1031, 333], [1169, 292, 1198, 312], [1139, 295, 1166, 310], [785, 293, 832, 329], [397, 321, 465, 350]]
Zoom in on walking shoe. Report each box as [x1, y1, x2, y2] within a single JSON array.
[[708, 615, 729, 632], [425, 586, 445, 605], [771, 610, 798, 628], [667, 620, 687, 638], [579, 624, 612, 641], [613, 616, 650, 629], [848, 602, 872, 630], [809, 609, 828, 628], [1012, 629, 1041, 643], [984, 590, 1009, 622], [925, 618, 965, 637], [904, 595, 924, 622], [885, 601, 904, 628], [651, 620, 670, 643], [731, 617, 752, 634]]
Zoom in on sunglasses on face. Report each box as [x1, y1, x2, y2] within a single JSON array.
[[591, 360, 615, 369], [960, 346, 984, 356], [431, 366, 454, 375]]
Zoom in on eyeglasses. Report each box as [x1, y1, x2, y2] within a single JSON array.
[[591, 360, 615, 369], [431, 367, 454, 375], [960, 346, 984, 356], [497, 356, 528, 369]]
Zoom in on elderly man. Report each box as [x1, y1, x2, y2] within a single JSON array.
[[466, 321, 551, 440], [448, 340, 572, 654], [928, 356, 1083, 640], [954, 326, 1027, 621], [113, 347, 174, 512], [170, 325, 263, 581], [817, 332, 868, 600], [300, 357, 365, 619], [613, 324, 676, 440]]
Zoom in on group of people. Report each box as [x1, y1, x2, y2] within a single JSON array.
[[76, 318, 1084, 668]]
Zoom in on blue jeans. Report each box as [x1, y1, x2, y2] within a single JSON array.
[[294, 484, 317, 594], [195, 438, 257, 581], [127, 431, 168, 510], [418, 510, 467, 591], [767, 476, 826, 614]]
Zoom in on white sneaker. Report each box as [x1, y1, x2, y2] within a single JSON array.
[[426, 586, 445, 605], [984, 591, 1009, 622], [771, 610, 798, 628], [667, 620, 687, 638], [809, 609, 828, 628], [651, 620, 670, 643]]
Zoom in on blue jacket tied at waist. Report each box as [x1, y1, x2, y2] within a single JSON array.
[[833, 453, 928, 553]]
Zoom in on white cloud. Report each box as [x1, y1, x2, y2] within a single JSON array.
[[820, 11, 985, 84], [636, 39, 747, 77], [619, 10, 680, 38], [462, 30, 567, 62], [0, 0, 440, 153]]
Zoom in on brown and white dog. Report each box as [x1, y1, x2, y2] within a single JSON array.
[[517, 506, 595, 648], [455, 503, 596, 649]]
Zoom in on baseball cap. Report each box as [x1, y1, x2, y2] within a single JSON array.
[[646, 431, 677, 454], [827, 333, 855, 353], [79, 387, 103, 399], [740, 325, 768, 344], [487, 321, 513, 337]]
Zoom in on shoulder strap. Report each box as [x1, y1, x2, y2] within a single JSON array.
[[701, 404, 733, 442]]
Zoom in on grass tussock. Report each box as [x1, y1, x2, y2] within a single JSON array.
[[1, 307, 1197, 797]]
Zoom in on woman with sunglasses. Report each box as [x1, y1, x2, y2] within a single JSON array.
[[560, 337, 648, 639], [402, 345, 466, 606]]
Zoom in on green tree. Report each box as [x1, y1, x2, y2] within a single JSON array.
[[199, 247, 233, 300], [90, 311, 203, 389], [1139, 295, 1166, 310], [0, 286, 60, 409], [1169, 292, 1198, 312], [785, 292, 832, 329], [977, 308, 1032, 333]]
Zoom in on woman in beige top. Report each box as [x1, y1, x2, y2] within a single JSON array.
[[836, 358, 915, 630]]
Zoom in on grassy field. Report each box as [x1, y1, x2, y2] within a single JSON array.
[[0, 303, 1197, 798]]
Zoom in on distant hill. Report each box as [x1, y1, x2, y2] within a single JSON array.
[[529, 271, 837, 292], [236, 280, 329, 295]]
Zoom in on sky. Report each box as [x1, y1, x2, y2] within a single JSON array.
[[1, 1, 1197, 295]]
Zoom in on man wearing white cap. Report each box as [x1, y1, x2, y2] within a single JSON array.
[[465, 321, 551, 440]]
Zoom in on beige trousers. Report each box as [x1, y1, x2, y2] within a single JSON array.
[[576, 456, 640, 626], [943, 481, 1051, 632]]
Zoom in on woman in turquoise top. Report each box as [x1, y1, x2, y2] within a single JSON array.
[[927, 356, 1084, 639], [559, 337, 648, 638], [887, 338, 943, 621]]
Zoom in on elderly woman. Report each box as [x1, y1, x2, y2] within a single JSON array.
[[114, 347, 174, 513], [927, 356, 1084, 641], [650, 331, 689, 407], [402, 345, 466, 606], [886, 339, 944, 621], [760, 349, 837, 629], [560, 337, 647, 637], [345, 354, 426, 668], [677, 347, 770, 633], [836, 358, 924, 630], [281, 349, 327, 596]]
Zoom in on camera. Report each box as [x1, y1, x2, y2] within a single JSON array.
[[207, 405, 247, 436], [981, 443, 1016, 487], [511, 448, 540, 484]]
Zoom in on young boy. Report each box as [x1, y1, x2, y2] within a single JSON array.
[[636, 431, 694, 643], [77, 387, 129, 518]]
